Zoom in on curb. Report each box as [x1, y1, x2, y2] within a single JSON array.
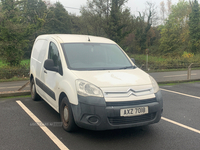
[[0, 90, 30, 98]]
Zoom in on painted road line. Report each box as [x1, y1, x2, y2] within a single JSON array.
[[160, 88, 200, 100], [16, 100, 68, 150], [162, 117, 200, 134], [164, 74, 197, 78]]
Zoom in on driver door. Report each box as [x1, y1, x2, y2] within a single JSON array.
[[43, 41, 63, 107]]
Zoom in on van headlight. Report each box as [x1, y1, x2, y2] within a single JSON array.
[[76, 79, 103, 97], [149, 76, 159, 93]]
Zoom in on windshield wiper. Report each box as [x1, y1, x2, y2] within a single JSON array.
[[119, 66, 136, 69]]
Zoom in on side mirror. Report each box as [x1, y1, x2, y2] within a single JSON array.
[[44, 59, 58, 72], [131, 58, 135, 64]]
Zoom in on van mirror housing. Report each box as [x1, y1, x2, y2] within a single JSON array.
[[44, 59, 58, 72]]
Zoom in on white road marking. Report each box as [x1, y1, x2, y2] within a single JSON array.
[[16, 100, 68, 150], [161, 88, 200, 134], [162, 117, 200, 134], [164, 74, 197, 78], [160, 88, 200, 100]]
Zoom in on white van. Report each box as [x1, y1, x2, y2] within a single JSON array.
[[30, 34, 163, 132]]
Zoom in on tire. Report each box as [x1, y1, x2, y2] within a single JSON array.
[[30, 78, 40, 101], [60, 97, 77, 132]]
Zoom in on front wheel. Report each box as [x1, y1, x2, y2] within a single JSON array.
[[60, 97, 77, 132]]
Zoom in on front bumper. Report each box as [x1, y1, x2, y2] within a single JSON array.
[[71, 91, 163, 131]]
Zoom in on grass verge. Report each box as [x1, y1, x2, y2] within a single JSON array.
[[0, 95, 31, 101]]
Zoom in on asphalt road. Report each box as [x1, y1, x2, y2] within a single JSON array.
[[0, 80, 30, 92], [1, 82, 200, 150], [149, 70, 200, 82], [0, 70, 200, 93]]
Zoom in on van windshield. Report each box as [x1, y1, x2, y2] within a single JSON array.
[[61, 43, 135, 70]]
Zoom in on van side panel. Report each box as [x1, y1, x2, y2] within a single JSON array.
[[30, 39, 48, 98]]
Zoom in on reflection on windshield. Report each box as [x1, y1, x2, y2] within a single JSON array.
[[62, 43, 134, 70]]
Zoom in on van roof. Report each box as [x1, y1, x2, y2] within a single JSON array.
[[37, 34, 116, 44]]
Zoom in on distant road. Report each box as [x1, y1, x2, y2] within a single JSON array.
[[0, 80, 29, 92], [0, 70, 200, 93], [149, 70, 200, 82]]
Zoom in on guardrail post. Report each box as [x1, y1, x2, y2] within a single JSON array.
[[187, 63, 194, 80], [140, 64, 145, 69], [146, 53, 148, 71]]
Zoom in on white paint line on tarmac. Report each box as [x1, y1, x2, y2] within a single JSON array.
[[16, 100, 69, 150], [161, 88, 200, 134], [160, 88, 200, 100], [162, 117, 200, 134], [164, 74, 197, 78]]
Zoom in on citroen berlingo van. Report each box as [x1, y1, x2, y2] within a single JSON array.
[[30, 34, 163, 132]]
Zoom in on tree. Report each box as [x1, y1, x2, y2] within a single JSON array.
[[160, 1, 166, 24], [167, 0, 172, 15], [80, 0, 107, 36], [134, 1, 158, 53], [0, 0, 29, 66], [80, 0, 132, 44], [159, 1, 191, 56], [105, 0, 132, 43], [70, 14, 86, 34], [23, 0, 47, 58], [44, 2, 72, 34], [23, 1, 72, 58], [188, 0, 200, 54]]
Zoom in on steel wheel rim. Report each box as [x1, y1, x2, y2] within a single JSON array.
[[63, 106, 69, 125]]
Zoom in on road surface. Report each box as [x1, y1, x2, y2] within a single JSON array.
[[1, 82, 200, 149]]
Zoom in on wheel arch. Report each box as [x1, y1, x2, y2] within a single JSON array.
[[30, 74, 34, 82], [59, 92, 69, 113]]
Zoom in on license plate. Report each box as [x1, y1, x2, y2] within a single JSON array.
[[120, 107, 148, 117]]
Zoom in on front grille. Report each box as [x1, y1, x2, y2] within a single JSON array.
[[108, 113, 156, 125], [106, 98, 157, 107]]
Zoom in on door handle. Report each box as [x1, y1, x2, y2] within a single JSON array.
[[44, 70, 47, 74]]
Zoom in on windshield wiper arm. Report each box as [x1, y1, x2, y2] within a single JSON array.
[[119, 66, 136, 69]]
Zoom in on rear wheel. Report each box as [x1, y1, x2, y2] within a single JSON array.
[[60, 97, 77, 132], [30, 78, 40, 101]]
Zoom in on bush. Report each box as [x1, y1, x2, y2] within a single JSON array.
[[0, 65, 29, 79]]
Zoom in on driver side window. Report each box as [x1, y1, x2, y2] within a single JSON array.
[[48, 42, 63, 75]]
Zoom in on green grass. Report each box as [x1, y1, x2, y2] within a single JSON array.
[[159, 83, 178, 86], [130, 54, 166, 62], [0, 59, 7, 68], [0, 59, 30, 82], [21, 59, 30, 67], [0, 95, 31, 100], [0, 59, 30, 68]]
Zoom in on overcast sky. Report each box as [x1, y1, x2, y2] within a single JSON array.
[[49, 0, 184, 16]]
